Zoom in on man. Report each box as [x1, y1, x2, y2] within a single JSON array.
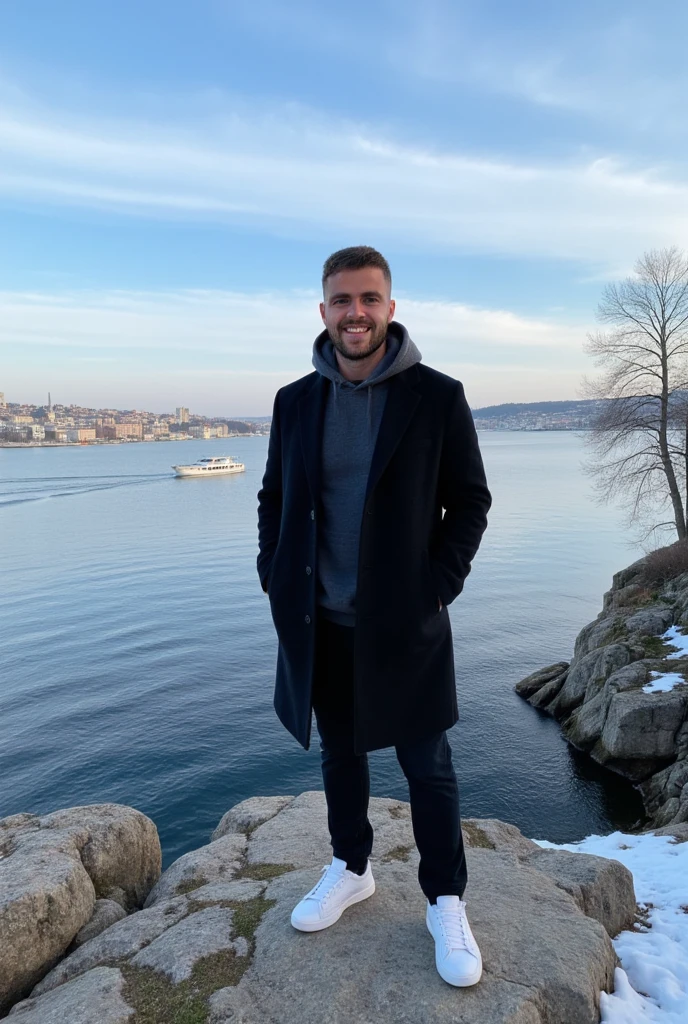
[[257, 246, 491, 987]]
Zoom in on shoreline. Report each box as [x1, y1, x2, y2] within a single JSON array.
[[0, 427, 586, 450], [0, 435, 267, 449]]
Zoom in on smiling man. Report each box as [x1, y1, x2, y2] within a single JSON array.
[[257, 245, 491, 987]]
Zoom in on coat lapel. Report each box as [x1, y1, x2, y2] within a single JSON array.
[[298, 374, 327, 502], [366, 369, 421, 501]]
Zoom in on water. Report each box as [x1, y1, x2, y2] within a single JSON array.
[[0, 434, 645, 867]]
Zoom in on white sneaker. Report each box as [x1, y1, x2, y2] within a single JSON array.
[[290, 856, 375, 932], [426, 896, 483, 987]]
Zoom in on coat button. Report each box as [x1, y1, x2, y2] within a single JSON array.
[[310, 509, 315, 520], [306, 566, 312, 575], [305, 614, 311, 624]]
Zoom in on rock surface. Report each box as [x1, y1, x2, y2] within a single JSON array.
[[5, 794, 638, 1024], [74, 899, 128, 947], [520, 848, 636, 939], [211, 795, 295, 840], [32, 897, 190, 996], [8, 968, 133, 1023], [241, 791, 418, 869], [143, 833, 246, 907], [130, 906, 247, 983], [515, 558, 688, 827], [0, 803, 160, 1015]]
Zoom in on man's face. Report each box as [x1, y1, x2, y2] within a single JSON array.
[[320, 267, 395, 362]]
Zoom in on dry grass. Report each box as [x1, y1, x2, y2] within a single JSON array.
[[640, 540, 688, 588], [381, 845, 414, 862], [461, 822, 496, 850]]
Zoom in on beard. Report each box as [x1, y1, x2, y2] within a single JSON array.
[[327, 320, 388, 362]]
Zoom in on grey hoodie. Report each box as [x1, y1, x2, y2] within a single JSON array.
[[312, 321, 422, 625]]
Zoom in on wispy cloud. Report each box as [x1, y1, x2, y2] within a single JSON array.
[[0, 287, 586, 355], [1, 85, 688, 271], [0, 286, 590, 411], [389, 1, 688, 131]]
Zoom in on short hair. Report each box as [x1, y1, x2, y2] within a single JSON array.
[[322, 246, 392, 291]]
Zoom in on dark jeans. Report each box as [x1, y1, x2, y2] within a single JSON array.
[[312, 617, 467, 903]]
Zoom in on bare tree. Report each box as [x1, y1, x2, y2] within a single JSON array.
[[583, 247, 688, 543]]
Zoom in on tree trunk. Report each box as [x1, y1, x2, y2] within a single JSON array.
[[685, 408, 688, 538], [659, 343, 686, 540]]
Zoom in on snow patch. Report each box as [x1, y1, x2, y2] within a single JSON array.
[[663, 626, 688, 660], [534, 831, 688, 1023], [643, 672, 686, 694]]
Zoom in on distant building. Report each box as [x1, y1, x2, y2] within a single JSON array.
[[176, 407, 189, 424], [28, 424, 45, 441], [189, 425, 211, 439], [45, 426, 68, 442], [214, 423, 229, 436], [97, 422, 143, 440], [66, 428, 96, 442], [0, 392, 5, 407], [120, 422, 143, 439]]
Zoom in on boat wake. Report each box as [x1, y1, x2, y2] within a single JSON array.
[[0, 474, 168, 508]]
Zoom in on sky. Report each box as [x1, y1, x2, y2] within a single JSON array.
[[2, 0, 688, 415]]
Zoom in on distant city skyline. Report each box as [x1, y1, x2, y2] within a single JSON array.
[[2, 2, 687, 412]]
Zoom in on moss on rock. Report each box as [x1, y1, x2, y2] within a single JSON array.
[[234, 862, 295, 882], [462, 822, 496, 849], [121, 895, 275, 1024], [381, 845, 414, 862], [174, 878, 209, 896]]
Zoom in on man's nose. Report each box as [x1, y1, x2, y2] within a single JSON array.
[[347, 299, 367, 319]]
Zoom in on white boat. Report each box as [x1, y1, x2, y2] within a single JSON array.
[[172, 455, 245, 477]]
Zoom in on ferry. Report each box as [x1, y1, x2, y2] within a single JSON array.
[[172, 456, 245, 478]]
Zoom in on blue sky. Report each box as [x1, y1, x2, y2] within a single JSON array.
[[2, 0, 687, 414]]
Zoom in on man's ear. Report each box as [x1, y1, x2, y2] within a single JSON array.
[[319, 301, 326, 324], [388, 298, 396, 322]]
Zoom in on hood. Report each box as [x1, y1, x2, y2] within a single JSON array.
[[312, 320, 422, 389]]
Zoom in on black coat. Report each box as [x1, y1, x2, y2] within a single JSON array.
[[257, 362, 491, 753]]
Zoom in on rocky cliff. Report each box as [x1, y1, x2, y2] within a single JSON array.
[[515, 558, 688, 828], [1, 794, 638, 1023]]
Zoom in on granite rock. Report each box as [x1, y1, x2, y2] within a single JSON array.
[[521, 848, 636, 938], [515, 559, 688, 826], [208, 847, 620, 1024], [0, 803, 159, 1014], [245, 790, 416, 868], [549, 644, 633, 719], [32, 897, 189, 996], [599, 689, 688, 762], [7, 796, 638, 1024], [131, 906, 245, 983], [8, 968, 134, 1023], [38, 804, 161, 909], [73, 899, 127, 947], [529, 668, 569, 709], [144, 832, 247, 906], [211, 796, 295, 840], [514, 663, 569, 699]]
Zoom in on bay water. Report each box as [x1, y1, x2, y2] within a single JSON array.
[[0, 433, 645, 866]]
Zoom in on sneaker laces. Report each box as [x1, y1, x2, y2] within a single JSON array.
[[438, 901, 470, 952], [306, 863, 346, 905]]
